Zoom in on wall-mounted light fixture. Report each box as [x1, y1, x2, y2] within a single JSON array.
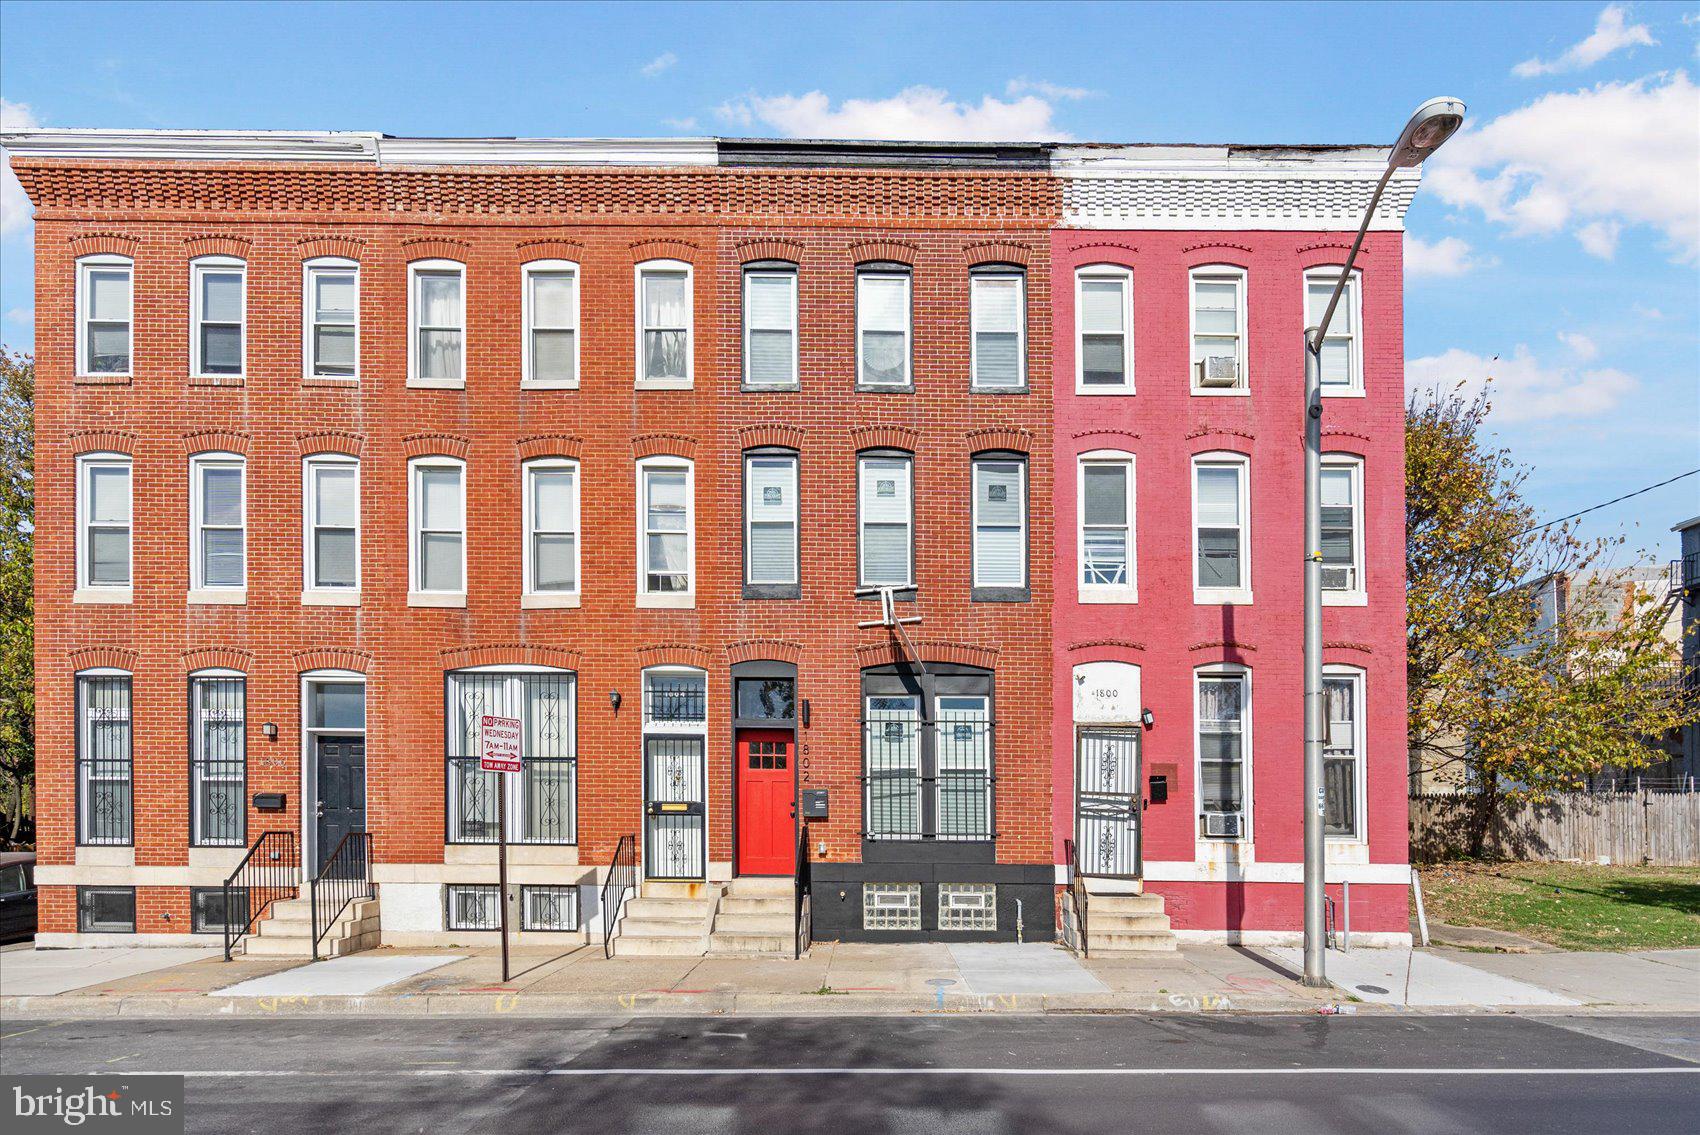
[[609, 690, 622, 715], [801, 698, 811, 729], [262, 721, 279, 741], [1140, 708, 1156, 730]]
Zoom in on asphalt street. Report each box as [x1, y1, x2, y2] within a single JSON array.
[[3, 1014, 1697, 1134]]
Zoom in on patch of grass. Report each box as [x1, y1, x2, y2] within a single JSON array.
[[1417, 862, 1700, 951]]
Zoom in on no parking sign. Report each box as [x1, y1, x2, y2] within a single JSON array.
[[479, 714, 523, 774]]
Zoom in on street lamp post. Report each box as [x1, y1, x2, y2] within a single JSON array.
[[1301, 97, 1465, 988]]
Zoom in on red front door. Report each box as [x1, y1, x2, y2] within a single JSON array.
[[736, 729, 795, 875]]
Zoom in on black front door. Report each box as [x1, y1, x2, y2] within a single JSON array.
[[315, 737, 366, 872]]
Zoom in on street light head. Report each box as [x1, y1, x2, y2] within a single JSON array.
[[1389, 96, 1466, 167]]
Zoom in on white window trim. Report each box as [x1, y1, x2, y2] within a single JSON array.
[[522, 457, 582, 608], [407, 259, 467, 389], [969, 271, 1027, 391], [635, 455, 695, 607], [301, 257, 360, 381], [857, 452, 915, 590], [642, 665, 709, 733], [971, 457, 1027, 590], [1191, 451, 1252, 605], [1193, 663, 1253, 848], [1321, 454, 1368, 607], [1306, 266, 1365, 397], [299, 670, 367, 871], [855, 268, 913, 389], [408, 455, 467, 607], [188, 451, 247, 604], [1188, 264, 1249, 395], [743, 451, 799, 588], [634, 259, 693, 389], [74, 452, 132, 604], [521, 259, 581, 389], [1077, 449, 1137, 604], [301, 453, 360, 606], [1323, 664, 1368, 844], [742, 266, 799, 388], [1074, 264, 1134, 395], [189, 255, 247, 380], [75, 254, 133, 379]]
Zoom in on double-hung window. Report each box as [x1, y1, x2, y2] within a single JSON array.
[[970, 269, 1025, 390], [1076, 265, 1132, 392], [638, 457, 693, 603], [1193, 454, 1250, 602], [191, 257, 246, 379], [1305, 268, 1363, 393], [303, 258, 359, 379], [190, 673, 246, 847], [857, 452, 914, 590], [1196, 667, 1249, 838], [1078, 452, 1135, 601], [856, 267, 911, 388], [523, 458, 580, 604], [303, 455, 359, 598], [743, 264, 798, 387], [1323, 668, 1364, 839], [409, 457, 465, 603], [190, 453, 246, 596], [76, 671, 132, 846], [1321, 457, 1366, 601], [76, 255, 132, 376], [1190, 266, 1247, 391], [408, 260, 465, 387], [447, 668, 577, 845], [523, 260, 579, 388], [76, 454, 132, 597], [743, 450, 799, 597], [636, 260, 692, 386], [971, 455, 1027, 597]]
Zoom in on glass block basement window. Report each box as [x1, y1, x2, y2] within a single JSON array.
[[445, 884, 499, 931], [862, 883, 921, 931], [938, 883, 997, 932], [521, 885, 580, 931]]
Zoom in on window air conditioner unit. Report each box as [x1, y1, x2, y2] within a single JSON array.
[[1203, 811, 1243, 838], [1197, 356, 1240, 388], [1320, 565, 1353, 591]]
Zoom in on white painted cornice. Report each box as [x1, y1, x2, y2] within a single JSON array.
[[375, 136, 717, 166]]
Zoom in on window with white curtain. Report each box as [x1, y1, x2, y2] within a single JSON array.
[[972, 456, 1026, 592], [303, 455, 359, 593], [1076, 265, 1132, 392], [190, 673, 246, 847], [409, 457, 465, 598], [743, 266, 797, 387], [1321, 457, 1365, 598], [1305, 268, 1363, 393], [1078, 452, 1135, 599], [970, 270, 1025, 389], [304, 258, 359, 379], [524, 458, 579, 598], [1196, 668, 1249, 832], [638, 457, 693, 598], [190, 453, 246, 592], [743, 451, 798, 593], [408, 260, 465, 386], [1190, 267, 1247, 390], [637, 261, 692, 385], [1193, 454, 1250, 600], [858, 453, 913, 588], [77, 255, 132, 376], [77, 453, 132, 593], [191, 257, 246, 378], [523, 261, 578, 387], [1324, 668, 1364, 839], [856, 269, 911, 387]]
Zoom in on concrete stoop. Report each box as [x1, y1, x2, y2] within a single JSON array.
[[1084, 888, 1178, 954], [708, 876, 796, 956], [611, 880, 724, 958], [238, 896, 381, 958]]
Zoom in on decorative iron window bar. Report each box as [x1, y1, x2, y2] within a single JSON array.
[[77, 676, 133, 846], [645, 675, 706, 722], [445, 755, 577, 844], [191, 677, 246, 847], [860, 712, 996, 841]]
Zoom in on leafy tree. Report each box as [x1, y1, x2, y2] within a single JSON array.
[[1407, 384, 1693, 855], [0, 350, 31, 846]]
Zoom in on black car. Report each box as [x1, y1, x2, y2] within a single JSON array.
[[0, 851, 36, 943]]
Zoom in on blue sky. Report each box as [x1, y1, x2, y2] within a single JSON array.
[[2, 0, 1696, 558]]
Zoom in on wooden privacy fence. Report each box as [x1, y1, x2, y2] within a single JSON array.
[[1410, 789, 1700, 865]]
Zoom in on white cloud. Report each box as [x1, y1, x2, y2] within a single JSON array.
[[1557, 330, 1600, 360], [641, 52, 678, 78], [661, 116, 698, 132], [1576, 219, 1622, 258], [1424, 72, 1700, 262], [1004, 77, 1097, 100], [1513, 5, 1656, 77], [1, 98, 40, 238], [1405, 345, 1636, 422], [3, 306, 30, 326], [715, 85, 1071, 141], [1404, 234, 1492, 276]]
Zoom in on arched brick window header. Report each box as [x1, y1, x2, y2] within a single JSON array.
[[403, 433, 471, 460], [182, 647, 254, 673], [631, 238, 699, 264], [738, 423, 805, 452], [1186, 428, 1256, 453], [402, 236, 471, 263], [850, 424, 919, 453], [297, 236, 366, 262], [1073, 428, 1140, 448], [183, 429, 251, 456], [1069, 241, 1138, 260], [636, 643, 718, 670], [517, 434, 585, 461], [298, 431, 364, 457], [966, 426, 1032, 455], [725, 639, 804, 666], [68, 232, 140, 257], [441, 643, 582, 671], [294, 648, 371, 674], [517, 238, 585, 263], [1067, 638, 1146, 654], [962, 239, 1032, 267], [1325, 641, 1374, 656], [69, 646, 139, 672], [631, 434, 698, 460], [69, 429, 137, 456], [1188, 640, 1257, 667], [184, 234, 252, 259], [855, 640, 998, 670], [736, 237, 803, 264], [849, 238, 918, 266]]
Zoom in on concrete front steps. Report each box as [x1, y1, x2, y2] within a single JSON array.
[[708, 876, 796, 955], [611, 880, 724, 957], [1084, 888, 1178, 953], [238, 895, 380, 958]]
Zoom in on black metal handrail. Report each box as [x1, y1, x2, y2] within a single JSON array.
[[222, 830, 298, 961], [1065, 838, 1088, 958], [793, 820, 811, 960], [310, 831, 373, 960], [601, 833, 636, 958]]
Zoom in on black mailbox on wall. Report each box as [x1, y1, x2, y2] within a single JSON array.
[[252, 792, 287, 812], [1147, 776, 1168, 805], [800, 789, 829, 819]]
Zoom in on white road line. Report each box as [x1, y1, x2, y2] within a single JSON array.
[[81, 1066, 1700, 1078]]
